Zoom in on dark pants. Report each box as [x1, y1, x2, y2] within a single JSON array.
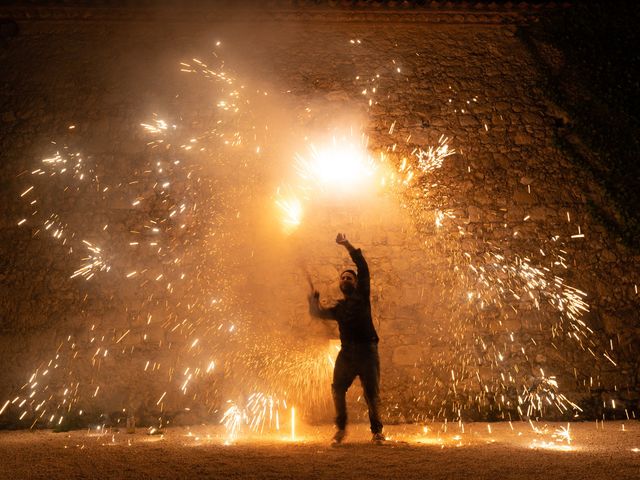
[[332, 342, 383, 434]]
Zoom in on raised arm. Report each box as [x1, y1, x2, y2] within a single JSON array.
[[335, 233, 370, 294], [308, 290, 336, 320]]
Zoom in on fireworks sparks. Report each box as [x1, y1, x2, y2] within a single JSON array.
[[247, 393, 284, 434], [528, 423, 574, 451], [435, 209, 456, 229], [520, 375, 582, 418], [2, 37, 621, 442], [140, 118, 172, 135], [221, 401, 246, 444], [221, 393, 288, 442], [275, 186, 303, 234], [70, 241, 110, 280], [294, 132, 378, 193], [415, 136, 454, 175], [552, 423, 572, 444]]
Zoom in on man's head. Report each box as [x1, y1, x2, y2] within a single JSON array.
[[339, 269, 357, 296]]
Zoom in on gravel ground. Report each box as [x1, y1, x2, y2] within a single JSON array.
[[1, 421, 639, 479]]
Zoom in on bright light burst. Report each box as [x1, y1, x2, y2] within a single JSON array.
[[275, 186, 303, 234], [294, 133, 378, 194], [274, 130, 381, 234]]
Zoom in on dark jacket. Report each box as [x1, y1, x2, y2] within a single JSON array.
[[309, 248, 379, 345]]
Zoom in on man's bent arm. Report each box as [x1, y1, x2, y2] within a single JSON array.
[[349, 248, 370, 294], [308, 291, 336, 320], [338, 237, 370, 294]]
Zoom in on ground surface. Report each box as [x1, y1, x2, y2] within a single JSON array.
[[0, 421, 638, 479]]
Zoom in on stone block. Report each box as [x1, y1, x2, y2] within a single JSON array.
[[467, 205, 482, 223], [512, 188, 538, 205], [401, 286, 424, 305], [392, 344, 423, 366], [514, 132, 534, 145]]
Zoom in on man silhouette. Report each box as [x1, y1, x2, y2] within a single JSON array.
[[308, 233, 384, 444]]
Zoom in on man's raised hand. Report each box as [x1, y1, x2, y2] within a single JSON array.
[[336, 233, 348, 245]]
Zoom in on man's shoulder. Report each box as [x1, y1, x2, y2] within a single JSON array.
[[334, 298, 346, 306]]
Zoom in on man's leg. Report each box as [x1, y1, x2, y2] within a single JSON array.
[[332, 348, 357, 433], [358, 344, 383, 434]]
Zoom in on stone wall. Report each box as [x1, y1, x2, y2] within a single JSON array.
[[0, 5, 638, 429]]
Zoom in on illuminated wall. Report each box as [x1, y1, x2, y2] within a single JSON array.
[[0, 4, 638, 428]]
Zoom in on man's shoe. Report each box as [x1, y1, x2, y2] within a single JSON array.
[[371, 432, 386, 444], [332, 429, 346, 445]]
